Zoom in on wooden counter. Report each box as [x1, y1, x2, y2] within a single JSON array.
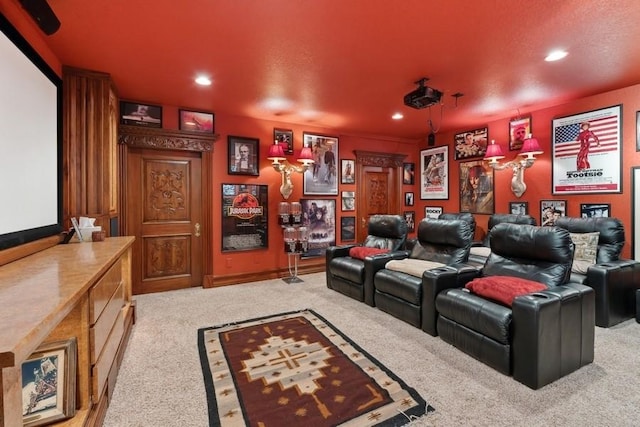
[[0, 236, 135, 427]]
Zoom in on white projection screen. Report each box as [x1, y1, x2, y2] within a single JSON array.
[[0, 14, 62, 250]]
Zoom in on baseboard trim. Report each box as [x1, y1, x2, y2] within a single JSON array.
[[204, 259, 325, 288]]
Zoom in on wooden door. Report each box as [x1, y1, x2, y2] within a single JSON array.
[[126, 148, 203, 294], [355, 151, 406, 240]]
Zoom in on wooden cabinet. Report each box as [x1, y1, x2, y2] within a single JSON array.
[[0, 237, 135, 427]]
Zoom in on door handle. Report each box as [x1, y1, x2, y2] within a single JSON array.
[[195, 222, 201, 237]]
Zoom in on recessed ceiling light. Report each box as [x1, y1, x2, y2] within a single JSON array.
[[195, 75, 212, 86], [392, 113, 404, 120], [545, 50, 568, 62]]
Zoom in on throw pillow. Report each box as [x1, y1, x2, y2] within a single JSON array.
[[465, 275, 547, 306], [349, 246, 389, 260], [569, 232, 599, 274], [384, 259, 445, 278], [470, 246, 491, 257]]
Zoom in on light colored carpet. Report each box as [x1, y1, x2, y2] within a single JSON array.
[[104, 273, 640, 427]]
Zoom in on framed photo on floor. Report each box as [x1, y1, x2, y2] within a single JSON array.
[[540, 199, 566, 226], [22, 338, 77, 427], [552, 104, 621, 195]]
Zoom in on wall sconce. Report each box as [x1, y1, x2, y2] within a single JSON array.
[[267, 143, 315, 199], [484, 135, 543, 198]]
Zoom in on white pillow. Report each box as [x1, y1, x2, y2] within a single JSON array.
[[569, 232, 599, 274], [385, 259, 446, 278], [470, 246, 491, 257]]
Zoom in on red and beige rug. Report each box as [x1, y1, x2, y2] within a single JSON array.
[[198, 309, 432, 426]]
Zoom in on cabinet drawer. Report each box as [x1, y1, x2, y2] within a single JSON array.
[[92, 306, 125, 400], [90, 281, 124, 364], [89, 258, 122, 323]]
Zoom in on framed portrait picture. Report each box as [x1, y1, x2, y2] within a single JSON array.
[[120, 101, 162, 128], [540, 199, 567, 226], [403, 163, 415, 185], [341, 191, 355, 211], [425, 206, 443, 220], [509, 116, 532, 151], [22, 338, 77, 427], [178, 109, 214, 133], [552, 104, 621, 194], [302, 133, 339, 195], [340, 216, 356, 242], [509, 201, 529, 215], [420, 145, 448, 200], [459, 160, 494, 214], [221, 184, 268, 252], [403, 211, 415, 232], [454, 127, 488, 160], [300, 198, 336, 258], [228, 136, 259, 176], [404, 192, 414, 206], [274, 128, 294, 155], [341, 159, 355, 184], [580, 203, 610, 218]]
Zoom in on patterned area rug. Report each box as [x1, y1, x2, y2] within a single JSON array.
[[198, 309, 433, 426]]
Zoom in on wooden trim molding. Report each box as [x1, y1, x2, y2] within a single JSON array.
[[118, 125, 218, 152], [353, 150, 406, 168]]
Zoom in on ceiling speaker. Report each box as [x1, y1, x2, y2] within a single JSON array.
[[427, 132, 436, 146], [20, 0, 60, 35]]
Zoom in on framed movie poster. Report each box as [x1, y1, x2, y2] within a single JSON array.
[[340, 216, 355, 242], [424, 206, 442, 220], [300, 198, 336, 258], [341, 191, 355, 211], [552, 104, 621, 195], [302, 133, 339, 196], [221, 184, 268, 252], [341, 159, 355, 184], [580, 203, 610, 218], [459, 160, 494, 214], [404, 192, 414, 206], [540, 199, 566, 226], [120, 101, 162, 128], [274, 128, 294, 155], [509, 116, 531, 151], [403, 211, 416, 232], [403, 163, 415, 185], [454, 127, 488, 160], [420, 145, 448, 200], [228, 136, 259, 176], [22, 338, 77, 427], [179, 109, 214, 133], [509, 201, 529, 215]]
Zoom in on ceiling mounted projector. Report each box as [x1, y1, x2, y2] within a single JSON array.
[[404, 78, 442, 109]]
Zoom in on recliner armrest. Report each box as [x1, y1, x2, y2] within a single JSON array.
[[363, 250, 410, 306], [421, 263, 481, 336], [326, 244, 357, 263]]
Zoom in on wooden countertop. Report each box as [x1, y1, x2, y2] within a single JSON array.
[[0, 236, 134, 369]]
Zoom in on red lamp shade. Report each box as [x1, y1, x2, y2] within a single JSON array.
[[297, 147, 314, 163], [267, 143, 285, 160], [484, 140, 505, 160], [520, 136, 543, 156]]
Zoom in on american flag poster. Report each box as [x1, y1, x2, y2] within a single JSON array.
[[552, 105, 621, 194]]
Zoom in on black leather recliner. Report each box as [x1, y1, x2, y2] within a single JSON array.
[[555, 216, 640, 327], [428, 223, 595, 389], [468, 213, 537, 266], [371, 218, 477, 328], [326, 214, 408, 306]]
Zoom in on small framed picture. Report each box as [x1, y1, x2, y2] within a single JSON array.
[[540, 200, 567, 226], [120, 101, 162, 128], [509, 116, 532, 151], [22, 338, 77, 426], [179, 109, 214, 133], [228, 136, 259, 176], [274, 128, 294, 155], [454, 127, 488, 160], [403, 211, 415, 232], [425, 206, 443, 220], [403, 163, 415, 185], [341, 159, 355, 184], [509, 201, 529, 215], [580, 203, 610, 218], [341, 191, 355, 211], [404, 192, 414, 206], [340, 216, 356, 242]]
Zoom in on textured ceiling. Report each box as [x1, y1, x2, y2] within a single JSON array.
[[31, 0, 640, 139]]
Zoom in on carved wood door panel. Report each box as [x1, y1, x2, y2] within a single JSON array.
[[355, 151, 405, 241], [126, 148, 203, 294]]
